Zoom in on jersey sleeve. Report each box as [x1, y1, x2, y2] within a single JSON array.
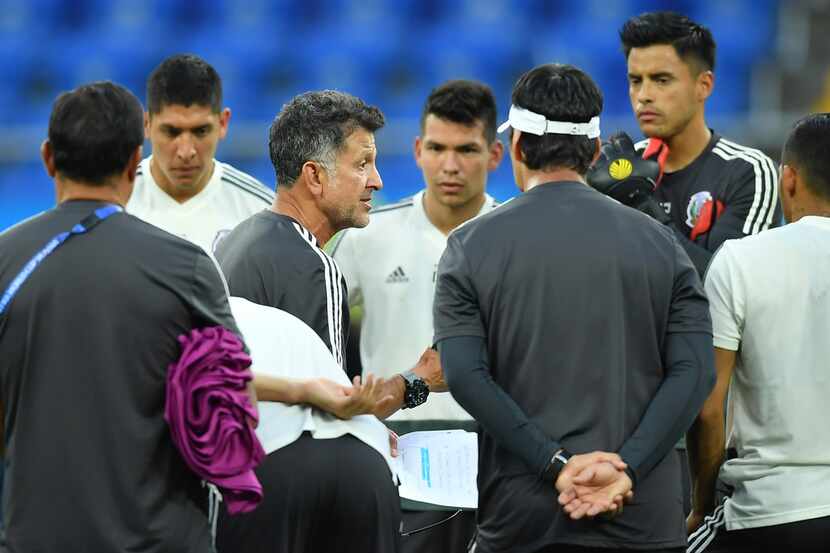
[[440, 335, 561, 480], [329, 230, 363, 307], [433, 233, 486, 342], [189, 252, 245, 344], [701, 148, 780, 249], [667, 234, 712, 335], [703, 243, 744, 351], [287, 252, 348, 371], [673, 147, 780, 276]]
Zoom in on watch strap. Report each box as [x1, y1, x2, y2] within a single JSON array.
[[400, 370, 429, 409], [543, 448, 572, 484]]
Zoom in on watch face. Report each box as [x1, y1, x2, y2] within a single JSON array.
[[404, 378, 429, 408]]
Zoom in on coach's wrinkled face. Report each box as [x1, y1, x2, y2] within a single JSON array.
[[321, 127, 382, 230], [415, 114, 502, 210], [146, 103, 229, 202], [627, 44, 713, 140]]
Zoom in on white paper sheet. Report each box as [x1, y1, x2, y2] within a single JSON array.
[[393, 430, 478, 509]]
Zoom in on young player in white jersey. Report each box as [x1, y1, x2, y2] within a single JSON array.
[[331, 80, 503, 553], [687, 113, 830, 552], [331, 188, 497, 420], [127, 54, 274, 254]]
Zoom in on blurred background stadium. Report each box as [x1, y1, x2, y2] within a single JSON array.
[[1, 0, 828, 231]]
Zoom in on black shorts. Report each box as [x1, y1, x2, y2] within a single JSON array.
[[687, 499, 830, 553], [216, 432, 401, 553]]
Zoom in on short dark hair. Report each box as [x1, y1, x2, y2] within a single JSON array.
[[620, 11, 716, 73], [269, 90, 385, 188], [510, 64, 602, 175], [146, 54, 222, 114], [420, 80, 498, 144], [782, 113, 830, 201], [48, 81, 144, 185]]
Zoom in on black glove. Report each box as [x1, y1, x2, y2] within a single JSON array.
[[587, 132, 671, 225]]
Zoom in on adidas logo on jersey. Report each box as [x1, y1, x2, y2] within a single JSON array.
[[386, 266, 409, 283]]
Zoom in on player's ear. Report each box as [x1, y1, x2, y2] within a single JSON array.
[[510, 130, 523, 163], [218, 108, 231, 139], [488, 139, 504, 171], [780, 164, 798, 200], [301, 160, 328, 198], [414, 136, 424, 169], [143, 112, 151, 140], [41, 139, 56, 178], [121, 145, 142, 204], [697, 69, 714, 102], [126, 145, 143, 182]]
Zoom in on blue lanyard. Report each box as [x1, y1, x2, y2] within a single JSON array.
[[0, 204, 122, 316]]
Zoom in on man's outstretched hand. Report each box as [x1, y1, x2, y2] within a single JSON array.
[[303, 374, 396, 420], [556, 452, 634, 520]]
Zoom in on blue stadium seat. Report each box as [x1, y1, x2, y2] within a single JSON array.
[[1, 0, 87, 32], [2, 47, 63, 124], [0, 35, 40, 124], [0, 162, 53, 231], [691, 1, 777, 60], [288, 22, 402, 102], [171, 28, 284, 120], [529, 18, 631, 116], [38, 32, 159, 108], [377, 15, 550, 117], [706, 59, 751, 116]]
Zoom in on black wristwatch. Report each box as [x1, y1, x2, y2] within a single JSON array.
[[400, 370, 429, 409], [542, 448, 572, 483]]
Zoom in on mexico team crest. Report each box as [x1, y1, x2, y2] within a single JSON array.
[[685, 191, 713, 228]]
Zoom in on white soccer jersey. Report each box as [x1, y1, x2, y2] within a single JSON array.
[[705, 216, 830, 530], [331, 190, 498, 421], [128, 157, 274, 253]]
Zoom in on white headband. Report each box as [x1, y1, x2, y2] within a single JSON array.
[[497, 105, 601, 138]]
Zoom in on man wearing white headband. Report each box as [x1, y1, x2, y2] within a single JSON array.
[[434, 63, 715, 553], [496, 105, 601, 139]]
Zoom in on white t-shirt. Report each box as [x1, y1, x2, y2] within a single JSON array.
[[331, 190, 498, 422], [228, 296, 395, 478], [128, 157, 274, 253], [705, 216, 830, 530]]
